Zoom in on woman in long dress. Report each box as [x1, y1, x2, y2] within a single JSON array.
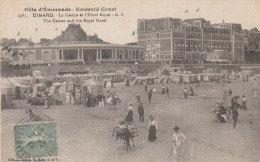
[[66, 91, 71, 104], [184, 88, 187, 98], [148, 116, 157, 142], [161, 85, 165, 94], [44, 97, 50, 109], [125, 103, 133, 122], [241, 95, 247, 109], [190, 87, 194, 96]]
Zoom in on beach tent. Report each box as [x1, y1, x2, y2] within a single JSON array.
[[131, 79, 138, 86], [173, 74, 183, 83], [82, 78, 103, 95], [197, 74, 203, 81], [52, 82, 63, 86], [59, 83, 67, 94], [33, 83, 45, 87], [103, 78, 113, 88], [183, 75, 192, 83], [7, 77, 29, 99], [1, 78, 14, 108], [67, 80, 75, 91], [203, 74, 214, 82], [190, 74, 198, 83]]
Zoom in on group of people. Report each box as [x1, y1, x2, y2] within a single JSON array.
[[161, 85, 170, 98], [106, 91, 121, 109], [124, 100, 158, 142], [217, 87, 249, 128], [24, 88, 51, 109], [81, 92, 106, 108], [119, 84, 187, 161], [145, 84, 170, 104], [230, 94, 247, 128], [184, 87, 195, 98], [65, 90, 77, 105]]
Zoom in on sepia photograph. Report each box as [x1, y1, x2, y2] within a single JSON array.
[[0, 0, 260, 161]]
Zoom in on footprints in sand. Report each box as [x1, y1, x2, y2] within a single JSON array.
[[190, 138, 247, 160]]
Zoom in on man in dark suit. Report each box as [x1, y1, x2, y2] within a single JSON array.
[[232, 108, 239, 128], [148, 89, 152, 104], [145, 85, 148, 93], [138, 102, 144, 122]]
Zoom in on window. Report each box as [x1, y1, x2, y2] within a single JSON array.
[[63, 50, 78, 60], [42, 50, 51, 61], [27, 51, 35, 62], [59, 50, 62, 59], [124, 50, 128, 59], [136, 50, 139, 59], [36, 50, 42, 60]]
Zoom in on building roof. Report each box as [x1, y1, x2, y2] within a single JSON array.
[[183, 18, 206, 22], [55, 24, 87, 42], [49, 24, 106, 44], [10, 42, 144, 50], [0, 57, 11, 63]]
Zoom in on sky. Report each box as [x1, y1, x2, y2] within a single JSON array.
[[0, 0, 260, 44]]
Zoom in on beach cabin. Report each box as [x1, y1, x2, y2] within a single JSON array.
[[173, 74, 183, 83], [103, 78, 113, 88], [82, 78, 103, 95], [183, 75, 191, 83]]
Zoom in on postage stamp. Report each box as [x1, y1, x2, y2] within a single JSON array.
[[13, 122, 58, 159]]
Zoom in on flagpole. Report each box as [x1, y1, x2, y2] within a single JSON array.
[[56, 28, 58, 37], [17, 31, 20, 43], [36, 28, 38, 43]]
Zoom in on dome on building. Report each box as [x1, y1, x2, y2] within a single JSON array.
[[50, 24, 106, 44], [59, 24, 87, 42]]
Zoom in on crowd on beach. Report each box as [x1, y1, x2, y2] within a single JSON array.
[[21, 73, 258, 162]]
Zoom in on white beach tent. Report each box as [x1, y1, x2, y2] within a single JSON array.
[[1, 78, 14, 107]]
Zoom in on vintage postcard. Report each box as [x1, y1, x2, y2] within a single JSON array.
[[1, 0, 260, 161]]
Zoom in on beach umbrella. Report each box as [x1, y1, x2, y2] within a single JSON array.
[[33, 83, 45, 87], [232, 96, 240, 100], [52, 82, 62, 86], [68, 80, 75, 84]]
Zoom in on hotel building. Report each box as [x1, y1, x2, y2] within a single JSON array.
[[137, 18, 245, 63]]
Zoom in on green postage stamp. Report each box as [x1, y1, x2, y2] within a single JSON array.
[[13, 122, 58, 159]]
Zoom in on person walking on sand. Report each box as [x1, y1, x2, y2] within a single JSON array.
[[241, 95, 247, 109], [184, 88, 188, 98], [171, 126, 187, 162], [125, 103, 134, 123], [44, 97, 50, 109], [153, 87, 157, 93], [138, 102, 144, 122], [232, 108, 239, 128], [165, 86, 169, 98], [253, 86, 257, 98], [228, 88, 232, 98], [148, 89, 153, 104], [162, 85, 165, 94], [145, 84, 148, 93], [66, 90, 71, 104], [148, 116, 157, 142], [124, 124, 131, 151], [190, 87, 194, 96]]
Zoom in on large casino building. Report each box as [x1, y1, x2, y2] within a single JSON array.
[[137, 18, 245, 63], [1, 24, 145, 76]]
